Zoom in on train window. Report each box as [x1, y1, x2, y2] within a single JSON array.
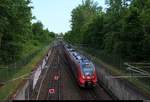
[[83, 63, 92, 69], [77, 55, 81, 60], [81, 63, 94, 75], [74, 52, 77, 56], [72, 49, 76, 52], [66, 44, 71, 48], [85, 63, 90, 67]]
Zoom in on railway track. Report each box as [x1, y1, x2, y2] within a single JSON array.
[[35, 46, 56, 100], [47, 45, 63, 100], [30, 41, 114, 100], [30, 47, 55, 100]]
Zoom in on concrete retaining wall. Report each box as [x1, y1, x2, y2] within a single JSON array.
[[96, 65, 149, 100], [14, 47, 51, 100], [14, 81, 29, 100], [75, 47, 149, 100]]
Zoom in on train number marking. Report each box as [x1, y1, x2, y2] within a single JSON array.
[[49, 88, 55, 94], [54, 75, 59, 81]]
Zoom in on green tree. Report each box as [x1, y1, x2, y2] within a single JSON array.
[[70, 0, 99, 44], [32, 21, 55, 45], [0, 0, 33, 63]]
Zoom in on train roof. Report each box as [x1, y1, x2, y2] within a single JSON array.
[[65, 44, 92, 65]]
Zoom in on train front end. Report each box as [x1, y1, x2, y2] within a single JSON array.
[[78, 61, 97, 87]]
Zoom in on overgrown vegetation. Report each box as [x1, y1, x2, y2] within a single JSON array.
[[0, 45, 50, 100], [64, 0, 150, 62], [0, 0, 55, 64]]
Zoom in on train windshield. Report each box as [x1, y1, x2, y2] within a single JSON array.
[[81, 63, 94, 75]]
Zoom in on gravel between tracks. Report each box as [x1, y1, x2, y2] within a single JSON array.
[[30, 41, 113, 100]]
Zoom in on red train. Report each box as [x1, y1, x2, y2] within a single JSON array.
[[64, 44, 97, 87]]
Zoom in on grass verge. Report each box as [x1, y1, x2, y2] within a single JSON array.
[[0, 42, 51, 100]]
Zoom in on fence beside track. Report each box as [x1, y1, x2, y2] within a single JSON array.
[[0, 48, 42, 82]]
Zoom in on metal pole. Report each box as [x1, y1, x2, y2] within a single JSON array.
[[28, 80, 29, 100]]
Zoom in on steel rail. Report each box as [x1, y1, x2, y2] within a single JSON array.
[[36, 47, 55, 100]]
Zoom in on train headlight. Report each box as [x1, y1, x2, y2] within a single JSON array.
[[82, 75, 85, 79]]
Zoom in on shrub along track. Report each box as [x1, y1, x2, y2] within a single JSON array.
[[30, 41, 113, 100]]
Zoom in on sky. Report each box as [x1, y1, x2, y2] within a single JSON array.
[[31, 0, 106, 34]]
